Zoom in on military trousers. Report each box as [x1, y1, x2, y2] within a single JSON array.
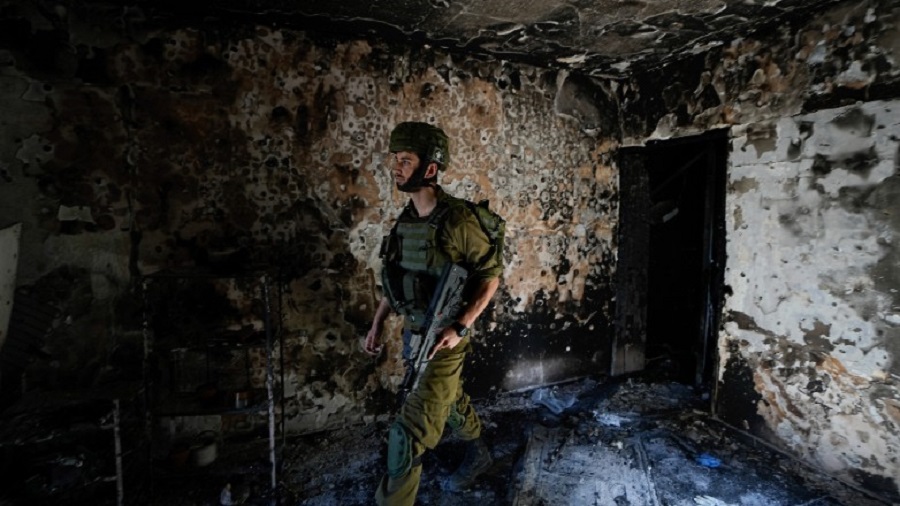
[[375, 336, 482, 506]]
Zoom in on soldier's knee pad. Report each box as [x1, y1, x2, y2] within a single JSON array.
[[387, 422, 413, 478], [446, 403, 464, 432]]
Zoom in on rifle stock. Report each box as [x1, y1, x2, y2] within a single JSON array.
[[398, 263, 469, 403]]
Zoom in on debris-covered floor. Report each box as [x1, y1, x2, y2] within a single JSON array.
[[150, 375, 891, 506]]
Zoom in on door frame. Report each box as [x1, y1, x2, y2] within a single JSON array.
[[612, 130, 728, 390]]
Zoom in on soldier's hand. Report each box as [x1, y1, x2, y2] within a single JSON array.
[[427, 326, 462, 360], [363, 322, 384, 356]]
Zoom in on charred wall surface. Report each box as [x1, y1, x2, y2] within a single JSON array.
[[615, 0, 900, 500], [620, 0, 900, 142], [722, 101, 900, 503], [674, 2, 900, 501], [2, 0, 900, 499], [0, 2, 619, 433]]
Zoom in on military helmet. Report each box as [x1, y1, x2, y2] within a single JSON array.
[[389, 122, 450, 170]]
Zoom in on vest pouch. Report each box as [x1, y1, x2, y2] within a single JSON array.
[[411, 271, 437, 310], [381, 232, 401, 263], [396, 270, 435, 328], [382, 260, 409, 314], [381, 232, 408, 313]]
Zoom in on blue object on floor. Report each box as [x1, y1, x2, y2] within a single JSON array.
[[696, 453, 721, 468]]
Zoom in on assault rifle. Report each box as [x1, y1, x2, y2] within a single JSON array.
[[398, 263, 469, 404]]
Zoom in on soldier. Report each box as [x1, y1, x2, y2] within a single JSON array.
[[363, 122, 504, 505]]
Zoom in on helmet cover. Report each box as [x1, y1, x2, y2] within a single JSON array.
[[389, 122, 450, 169]]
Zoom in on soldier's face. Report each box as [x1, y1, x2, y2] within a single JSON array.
[[392, 151, 420, 181], [392, 151, 427, 192]]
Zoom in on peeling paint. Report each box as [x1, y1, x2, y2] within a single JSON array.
[[722, 100, 900, 500]]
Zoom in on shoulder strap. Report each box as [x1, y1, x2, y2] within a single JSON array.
[[427, 200, 454, 229]]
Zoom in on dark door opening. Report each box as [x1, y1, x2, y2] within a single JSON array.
[[644, 131, 727, 387]]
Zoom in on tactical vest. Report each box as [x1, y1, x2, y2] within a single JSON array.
[[381, 203, 453, 330], [380, 194, 506, 331]]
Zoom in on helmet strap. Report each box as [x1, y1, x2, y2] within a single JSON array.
[[397, 159, 438, 193]]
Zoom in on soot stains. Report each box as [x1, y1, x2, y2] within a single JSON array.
[[802, 320, 831, 342], [729, 311, 777, 339], [842, 147, 879, 178], [811, 154, 830, 176], [271, 105, 292, 124], [554, 73, 618, 133], [808, 108, 879, 181], [896, 142, 899, 173], [867, 175, 900, 311], [777, 205, 812, 237], [810, 147, 878, 179], [836, 185, 876, 213], [798, 121, 814, 139], [848, 469, 900, 505], [75, 46, 111, 85], [867, 173, 900, 230], [745, 123, 777, 155], [831, 107, 875, 138], [717, 346, 769, 436], [789, 121, 814, 162]]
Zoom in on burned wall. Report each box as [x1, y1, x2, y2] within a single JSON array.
[[620, 0, 900, 142], [704, 2, 900, 496], [614, 0, 900, 500], [0, 3, 618, 432], [721, 102, 900, 503]]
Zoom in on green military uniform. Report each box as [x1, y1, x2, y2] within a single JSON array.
[[376, 186, 503, 506]]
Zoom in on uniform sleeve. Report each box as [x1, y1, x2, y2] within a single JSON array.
[[440, 205, 504, 282]]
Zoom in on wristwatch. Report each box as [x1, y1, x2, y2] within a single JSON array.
[[450, 321, 469, 337]]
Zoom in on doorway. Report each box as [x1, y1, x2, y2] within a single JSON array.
[[614, 131, 727, 388]]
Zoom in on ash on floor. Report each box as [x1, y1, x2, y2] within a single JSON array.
[[183, 376, 893, 506]]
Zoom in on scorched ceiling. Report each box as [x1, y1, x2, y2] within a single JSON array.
[[125, 0, 849, 76]]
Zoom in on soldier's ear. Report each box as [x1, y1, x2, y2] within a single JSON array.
[[425, 162, 439, 179]]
